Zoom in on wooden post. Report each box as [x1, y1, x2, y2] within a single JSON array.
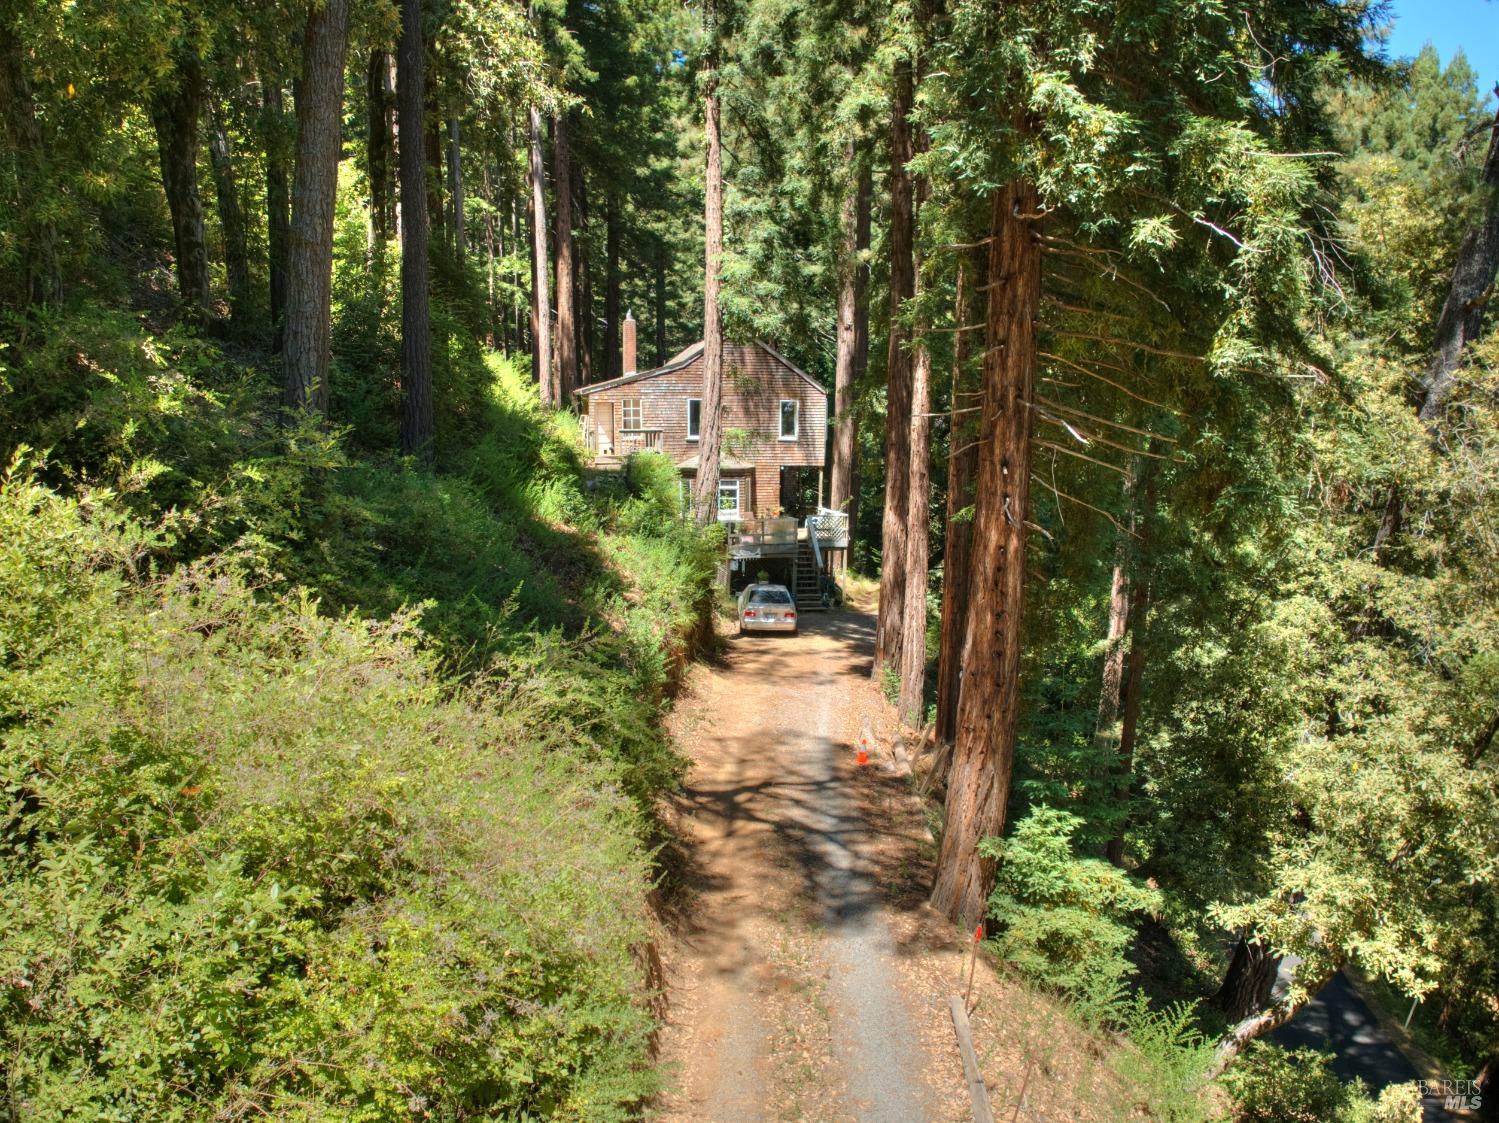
[[949, 995, 997, 1123]]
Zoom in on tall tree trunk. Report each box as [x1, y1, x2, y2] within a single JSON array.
[[654, 240, 668, 365], [848, 174, 871, 561], [552, 111, 577, 402], [398, 0, 433, 462], [1374, 105, 1499, 556], [424, 118, 445, 252], [207, 100, 251, 331], [930, 183, 1041, 927], [484, 158, 496, 341], [829, 151, 869, 570], [262, 78, 292, 351], [280, 0, 351, 416], [692, 0, 725, 528], [447, 116, 465, 261], [934, 252, 979, 749], [1104, 463, 1154, 867], [897, 287, 932, 728], [577, 176, 594, 385], [366, 50, 395, 240], [604, 193, 622, 379], [527, 103, 553, 401], [874, 59, 916, 675], [0, 34, 62, 306], [150, 56, 212, 318]]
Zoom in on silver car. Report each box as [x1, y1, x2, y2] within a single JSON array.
[[736, 583, 798, 634]]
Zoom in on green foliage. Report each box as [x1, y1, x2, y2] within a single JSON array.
[[1222, 1043, 1421, 1123], [625, 449, 687, 525], [0, 471, 669, 1119], [981, 807, 1161, 999]]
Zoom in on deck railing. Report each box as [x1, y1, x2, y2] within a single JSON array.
[[619, 428, 663, 451], [805, 507, 850, 549], [725, 516, 799, 559]]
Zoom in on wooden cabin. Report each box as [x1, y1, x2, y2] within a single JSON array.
[[574, 314, 849, 607]]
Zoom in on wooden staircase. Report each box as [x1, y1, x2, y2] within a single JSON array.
[[793, 540, 824, 611]]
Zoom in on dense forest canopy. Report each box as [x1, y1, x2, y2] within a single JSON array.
[[1, 0, 1496, 1118]]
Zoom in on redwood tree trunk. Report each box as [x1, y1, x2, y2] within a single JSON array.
[[425, 118, 444, 251], [150, 57, 212, 318], [930, 183, 1041, 927], [1105, 465, 1154, 867], [552, 111, 577, 402], [366, 50, 395, 240], [897, 300, 932, 728], [829, 150, 868, 571], [527, 102, 553, 401], [262, 78, 292, 351], [448, 116, 465, 261], [577, 177, 594, 385], [934, 253, 979, 749], [207, 100, 251, 330], [604, 193, 622, 379], [0, 35, 61, 306], [693, 0, 725, 528], [654, 241, 668, 366], [874, 60, 916, 675], [398, 0, 432, 462], [280, 0, 351, 416]]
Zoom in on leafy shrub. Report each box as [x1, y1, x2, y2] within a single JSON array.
[[0, 471, 665, 1119], [1222, 1042, 1418, 1123], [980, 806, 1161, 999], [624, 450, 687, 529]]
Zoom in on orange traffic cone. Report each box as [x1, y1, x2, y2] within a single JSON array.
[[856, 738, 870, 766]]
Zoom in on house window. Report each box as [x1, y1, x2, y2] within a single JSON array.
[[718, 478, 742, 521], [622, 397, 643, 429], [687, 398, 701, 441], [779, 399, 799, 440]]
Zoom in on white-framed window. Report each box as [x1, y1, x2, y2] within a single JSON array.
[[687, 398, 701, 441], [622, 397, 643, 429], [779, 399, 799, 441], [717, 477, 742, 521]]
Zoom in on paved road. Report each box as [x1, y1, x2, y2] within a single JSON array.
[[1274, 972, 1461, 1122]]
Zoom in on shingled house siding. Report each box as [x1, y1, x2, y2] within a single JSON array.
[[579, 342, 827, 517]]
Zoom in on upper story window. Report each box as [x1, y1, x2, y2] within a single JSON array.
[[687, 398, 701, 441], [621, 397, 643, 430], [779, 399, 799, 441]]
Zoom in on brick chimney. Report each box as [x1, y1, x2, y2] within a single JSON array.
[[622, 310, 637, 375]]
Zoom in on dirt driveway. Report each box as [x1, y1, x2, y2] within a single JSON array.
[[652, 607, 952, 1122]]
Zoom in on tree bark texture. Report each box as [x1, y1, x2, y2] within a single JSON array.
[[207, 101, 251, 330], [552, 111, 577, 402], [527, 103, 554, 401], [262, 78, 292, 351], [397, 0, 433, 462], [829, 150, 869, 571], [1213, 933, 1283, 1022], [1206, 968, 1337, 1079], [366, 50, 396, 240], [693, 3, 725, 528], [0, 35, 62, 306], [874, 60, 916, 675], [577, 177, 594, 385], [1105, 463, 1154, 867], [930, 183, 1041, 927], [897, 295, 932, 728], [150, 56, 212, 317], [447, 116, 465, 260], [604, 193, 622, 379], [424, 119, 444, 250], [934, 252, 979, 749], [280, 0, 351, 416], [654, 242, 668, 366]]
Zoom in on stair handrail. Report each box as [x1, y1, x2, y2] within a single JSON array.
[[806, 515, 823, 576]]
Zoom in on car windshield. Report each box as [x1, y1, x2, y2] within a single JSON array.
[[749, 588, 793, 605]]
